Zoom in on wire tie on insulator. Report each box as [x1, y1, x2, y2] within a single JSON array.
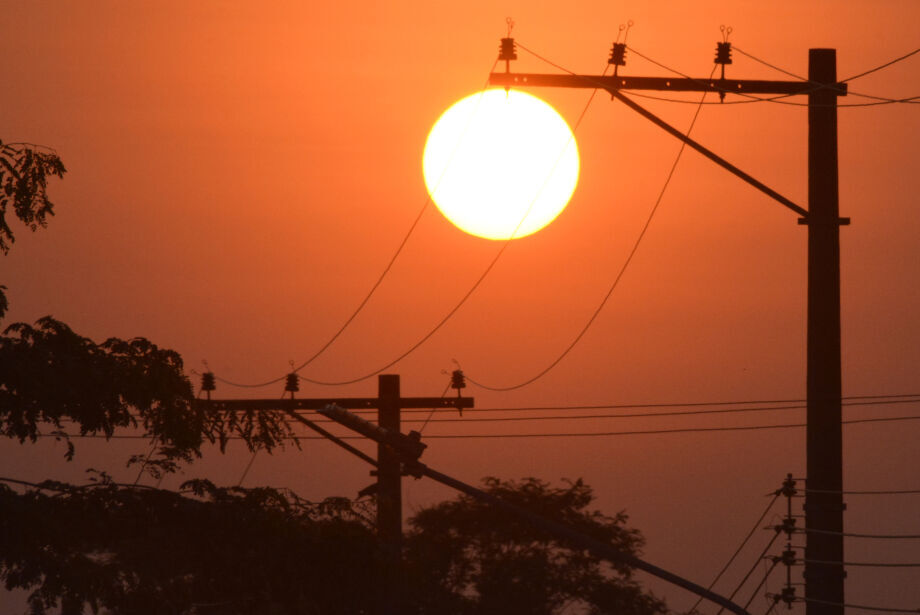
[[622, 19, 634, 45], [505, 16, 514, 37]]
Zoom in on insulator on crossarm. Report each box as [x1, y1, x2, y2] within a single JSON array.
[[450, 369, 466, 416], [715, 41, 732, 65], [285, 372, 300, 394], [450, 369, 466, 391], [609, 42, 627, 68], [201, 372, 216, 392], [499, 37, 517, 62]]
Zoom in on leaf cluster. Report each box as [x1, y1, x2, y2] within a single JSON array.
[[0, 317, 298, 467], [403, 477, 669, 615], [0, 475, 380, 614], [0, 141, 65, 255]]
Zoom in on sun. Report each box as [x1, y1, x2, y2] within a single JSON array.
[[423, 89, 579, 240]]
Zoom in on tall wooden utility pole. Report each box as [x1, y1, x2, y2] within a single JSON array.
[[804, 49, 845, 615], [489, 42, 846, 615]]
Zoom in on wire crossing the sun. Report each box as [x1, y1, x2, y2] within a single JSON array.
[[204, 33, 918, 391], [466, 46, 716, 391], [212, 49, 609, 388]]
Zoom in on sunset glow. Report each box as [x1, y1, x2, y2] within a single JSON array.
[[423, 89, 579, 240]]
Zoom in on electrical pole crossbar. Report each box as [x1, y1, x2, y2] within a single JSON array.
[[489, 72, 847, 96], [489, 44, 847, 615]]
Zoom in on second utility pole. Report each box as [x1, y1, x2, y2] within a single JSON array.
[[376, 374, 403, 615]]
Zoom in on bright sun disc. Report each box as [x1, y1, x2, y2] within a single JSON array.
[[423, 89, 579, 240]]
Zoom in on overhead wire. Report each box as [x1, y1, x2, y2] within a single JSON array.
[[843, 46, 920, 82], [790, 596, 920, 614], [35, 412, 920, 441], [741, 558, 780, 613], [466, 45, 717, 392], [627, 45, 919, 107], [733, 45, 920, 104], [714, 529, 782, 615], [269, 54, 611, 387], [689, 493, 780, 614], [794, 528, 920, 540], [310, 396, 920, 422], [803, 559, 920, 568], [211, 57, 499, 389]]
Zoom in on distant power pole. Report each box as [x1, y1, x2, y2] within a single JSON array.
[[489, 41, 847, 615], [198, 373, 474, 615]]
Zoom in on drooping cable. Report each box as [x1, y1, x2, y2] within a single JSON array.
[[466, 50, 717, 391], [212, 58, 500, 389], [714, 530, 781, 615], [689, 494, 780, 613], [733, 45, 919, 104], [843, 47, 920, 82], [741, 558, 780, 612], [792, 596, 920, 614], [276, 58, 610, 387], [628, 45, 919, 107]]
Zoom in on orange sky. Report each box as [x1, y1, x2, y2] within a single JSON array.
[[3, 1, 920, 612]]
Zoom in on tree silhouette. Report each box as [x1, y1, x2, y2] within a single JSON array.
[[0, 140, 66, 319], [0, 475, 381, 615], [403, 477, 669, 615], [1, 141, 669, 614], [0, 316, 298, 468]]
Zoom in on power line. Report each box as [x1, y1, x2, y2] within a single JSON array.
[[843, 46, 920, 82], [627, 45, 919, 107], [788, 596, 920, 614], [212, 59, 502, 390], [793, 528, 920, 540], [249, 56, 609, 388], [348, 392, 919, 414], [796, 486, 920, 496], [38, 413, 920, 441], [337, 396, 920, 422], [466, 44, 716, 392], [741, 559, 779, 613], [803, 559, 920, 568], [690, 494, 780, 614], [715, 530, 781, 615], [733, 45, 920, 104]]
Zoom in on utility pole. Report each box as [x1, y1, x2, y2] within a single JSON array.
[[805, 49, 845, 615], [197, 373, 474, 615], [377, 374, 403, 615], [489, 40, 847, 615]]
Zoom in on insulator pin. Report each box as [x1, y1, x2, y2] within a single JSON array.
[[715, 41, 732, 65], [499, 37, 517, 61], [609, 42, 627, 67]]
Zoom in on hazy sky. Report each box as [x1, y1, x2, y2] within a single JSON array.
[[3, 1, 919, 612]]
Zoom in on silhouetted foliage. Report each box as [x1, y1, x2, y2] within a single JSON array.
[[0, 140, 66, 319], [402, 477, 669, 615], [0, 317, 299, 466], [0, 141, 65, 255], [0, 474, 381, 615]]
